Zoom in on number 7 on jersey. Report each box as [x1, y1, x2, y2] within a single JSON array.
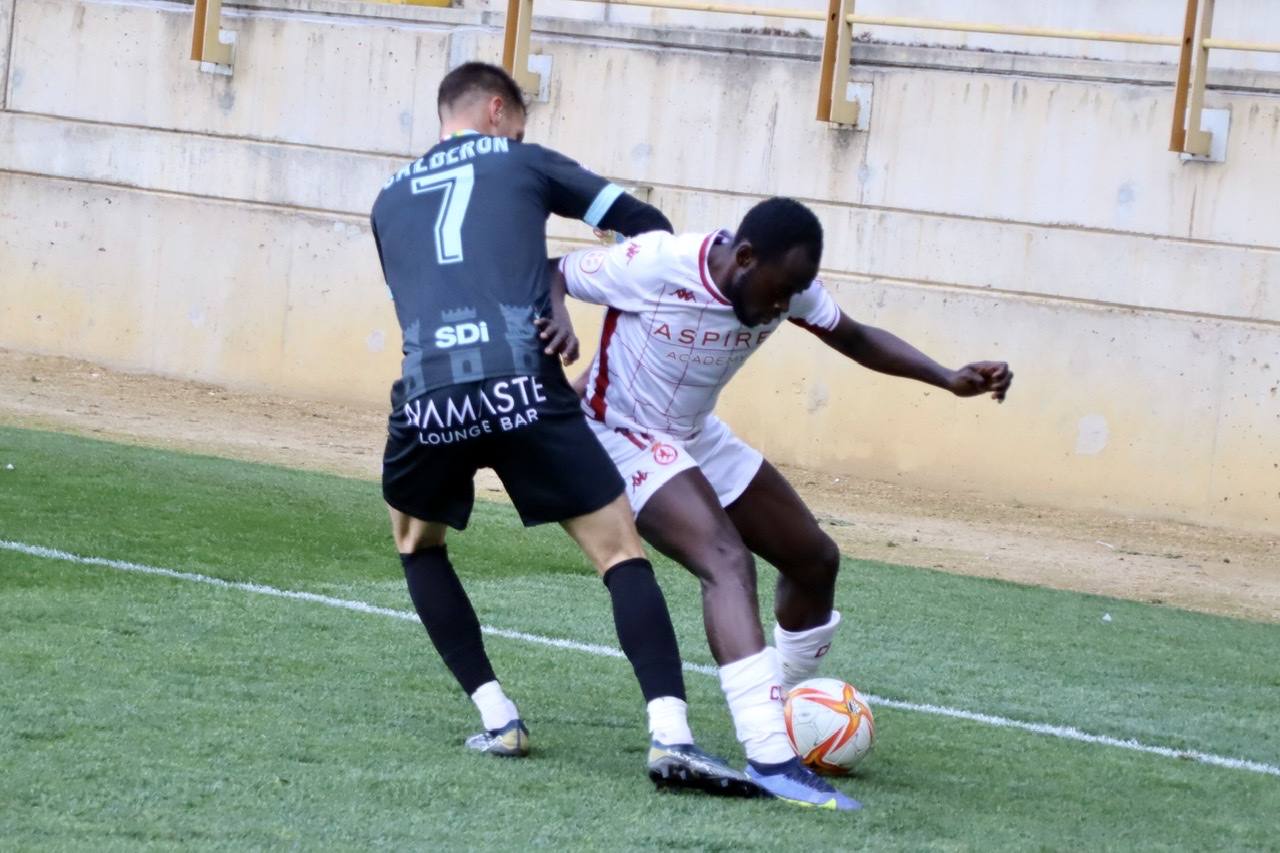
[[411, 165, 474, 265]]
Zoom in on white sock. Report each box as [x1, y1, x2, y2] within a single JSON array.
[[774, 611, 842, 694], [470, 680, 519, 731], [647, 697, 694, 746], [719, 647, 794, 765]]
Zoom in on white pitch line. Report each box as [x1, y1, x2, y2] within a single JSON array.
[[863, 697, 1280, 777], [0, 541, 717, 676], [3, 538, 1277, 779]]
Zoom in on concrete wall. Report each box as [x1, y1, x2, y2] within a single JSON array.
[[2, 0, 1278, 532], [480, 0, 1280, 72], [0, 0, 14, 112]]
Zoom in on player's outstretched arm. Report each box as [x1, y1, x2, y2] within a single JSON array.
[[814, 312, 1013, 403]]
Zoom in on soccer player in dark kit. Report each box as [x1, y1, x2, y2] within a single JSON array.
[[370, 62, 757, 797]]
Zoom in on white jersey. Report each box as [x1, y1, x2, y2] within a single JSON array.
[[561, 229, 841, 439]]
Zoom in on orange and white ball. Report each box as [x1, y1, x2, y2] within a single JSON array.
[[783, 677, 876, 774]]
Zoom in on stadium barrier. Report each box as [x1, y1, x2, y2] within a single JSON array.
[[191, 0, 1280, 155], [192, 0, 450, 67], [9, 0, 1272, 529], [480, 0, 1280, 155]]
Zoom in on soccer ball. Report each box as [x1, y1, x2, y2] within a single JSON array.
[[783, 677, 875, 774]]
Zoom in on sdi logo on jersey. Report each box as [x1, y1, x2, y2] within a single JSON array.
[[434, 321, 491, 349]]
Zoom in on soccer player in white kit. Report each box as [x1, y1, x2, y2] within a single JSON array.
[[547, 197, 1013, 809]]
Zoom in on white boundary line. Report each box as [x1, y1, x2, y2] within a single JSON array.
[[4, 538, 1278, 779]]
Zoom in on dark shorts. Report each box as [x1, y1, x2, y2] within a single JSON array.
[[382, 373, 625, 530]]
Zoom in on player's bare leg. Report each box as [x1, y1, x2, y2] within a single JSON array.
[[637, 470, 765, 664], [559, 493, 646, 575], [724, 460, 839, 630], [724, 461, 844, 693], [389, 506, 448, 552], [563, 494, 759, 797], [389, 505, 528, 756], [638, 470, 857, 808], [637, 472, 794, 762]]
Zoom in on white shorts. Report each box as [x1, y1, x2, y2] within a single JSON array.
[[588, 415, 765, 515]]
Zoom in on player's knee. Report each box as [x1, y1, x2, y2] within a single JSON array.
[[692, 538, 757, 592], [787, 531, 840, 592], [815, 533, 841, 586], [394, 526, 447, 554], [399, 540, 427, 556]]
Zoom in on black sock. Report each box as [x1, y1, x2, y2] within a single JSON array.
[[401, 546, 497, 696], [602, 558, 687, 703]]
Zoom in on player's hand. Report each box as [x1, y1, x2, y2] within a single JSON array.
[[947, 361, 1013, 403], [535, 313, 580, 366]]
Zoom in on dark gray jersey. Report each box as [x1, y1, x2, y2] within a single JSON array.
[[371, 134, 622, 407]]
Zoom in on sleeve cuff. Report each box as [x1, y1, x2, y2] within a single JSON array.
[[583, 183, 625, 228]]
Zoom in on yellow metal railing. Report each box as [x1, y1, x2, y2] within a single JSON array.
[[507, 0, 1280, 155], [189, 0, 1280, 156], [190, 0, 232, 65], [818, 0, 1280, 153], [190, 0, 449, 65]]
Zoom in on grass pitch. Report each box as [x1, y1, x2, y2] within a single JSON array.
[[1, 426, 1277, 850]]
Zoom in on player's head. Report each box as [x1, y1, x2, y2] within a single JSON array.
[[723, 198, 824, 327], [437, 62, 528, 141]]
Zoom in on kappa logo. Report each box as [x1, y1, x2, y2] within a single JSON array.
[[673, 288, 696, 302], [651, 443, 678, 465], [631, 470, 650, 489], [579, 251, 607, 275], [625, 242, 641, 264]]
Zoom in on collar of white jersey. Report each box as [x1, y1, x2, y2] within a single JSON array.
[[697, 229, 733, 306]]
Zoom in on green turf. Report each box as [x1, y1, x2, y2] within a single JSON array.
[[2, 426, 1278, 850]]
